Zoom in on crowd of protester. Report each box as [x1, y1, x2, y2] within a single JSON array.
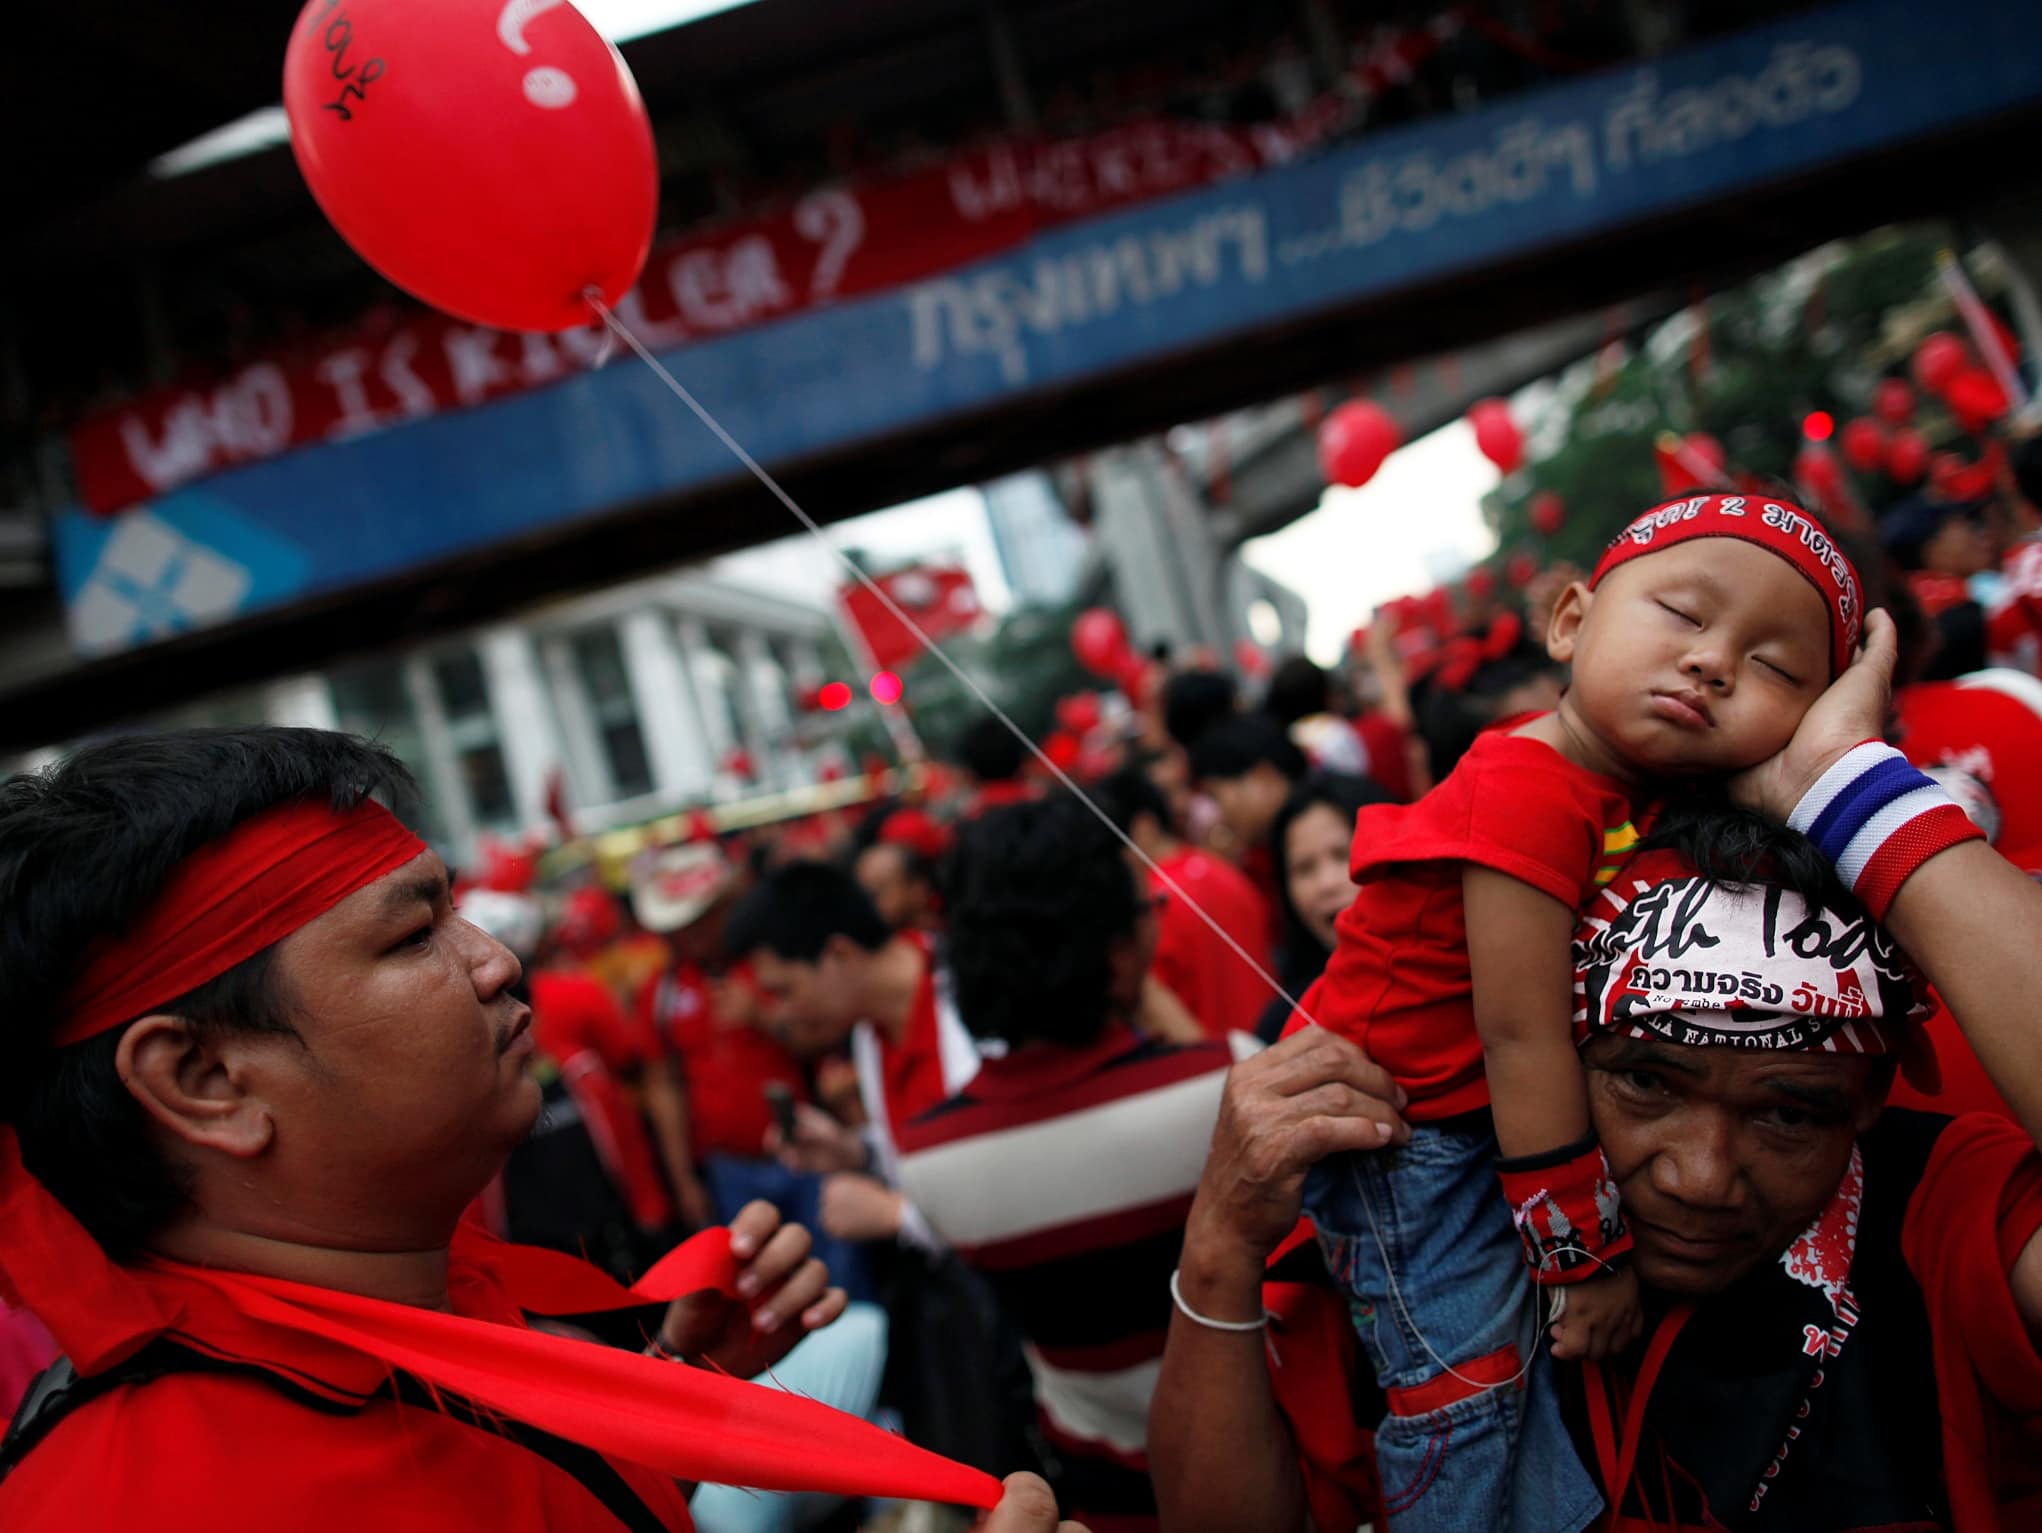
[[5, 442, 2042, 1530]]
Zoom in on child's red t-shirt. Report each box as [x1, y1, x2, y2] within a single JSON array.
[[1290, 728, 1640, 1120]]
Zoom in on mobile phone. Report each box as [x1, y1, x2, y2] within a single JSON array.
[[764, 1082, 799, 1144]]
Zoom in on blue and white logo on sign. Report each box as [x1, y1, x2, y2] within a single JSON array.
[[53, 491, 312, 658]]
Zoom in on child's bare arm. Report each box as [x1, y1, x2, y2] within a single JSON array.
[[1463, 865, 1588, 1157], [1465, 864, 1640, 1360]]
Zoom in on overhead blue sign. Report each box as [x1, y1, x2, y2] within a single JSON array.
[[54, 0, 2042, 656]]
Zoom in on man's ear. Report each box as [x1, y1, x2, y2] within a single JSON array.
[[116, 1016, 277, 1161], [1546, 581, 1595, 664]]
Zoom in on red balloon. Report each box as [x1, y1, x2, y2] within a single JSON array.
[[283, 0, 658, 333], [1943, 367, 2010, 434], [1043, 732, 1083, 772], [1465, 566, 1497, 601], [1874, 378, 1916, 427], [1468, 398, 1524, 475], [1795, 445, 1845, 506], [1886, 428, 1930, 485], [1506, 552, 1540, 588], [1055, 692, 1103, 735], [1071, 608, 1131, 678], [1839, 417, 1887, 474], [1318, 401, 1402, 488], [1529, 491, 1566, 538], [1911, 332, 1970, 397]]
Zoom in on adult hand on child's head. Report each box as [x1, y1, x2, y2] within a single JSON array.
[[1186, 1026, 1409, 1273], [1730, 608, 1896, 824]]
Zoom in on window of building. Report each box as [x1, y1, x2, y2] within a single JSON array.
[[570, 626, 655, 800], [433, 651, 515, 827]]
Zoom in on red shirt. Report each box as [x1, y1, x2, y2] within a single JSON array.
[[0, 1243, 695, 1531], [1895, 671, 2042, 870], [1297, 730, 1639, 1118], [530, 969, 649, 1077], [1150, 847, 1272, 1038], [638, 963, 806, 1160]]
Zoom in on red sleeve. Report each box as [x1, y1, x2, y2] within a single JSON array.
[[1901, 1113, 2042, 1530], [1350, 736, 1614, 909]]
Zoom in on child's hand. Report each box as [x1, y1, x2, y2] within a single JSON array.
[[1547, 1264, 1642, 1362]]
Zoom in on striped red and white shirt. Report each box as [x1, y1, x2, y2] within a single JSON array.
[[896, 1025, 1256, 1531]]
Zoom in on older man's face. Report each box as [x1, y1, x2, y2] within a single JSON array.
[[1583, 1036, 1888, 1297]]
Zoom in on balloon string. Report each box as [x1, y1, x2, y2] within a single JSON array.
[[583, 290, 1321, 1030]]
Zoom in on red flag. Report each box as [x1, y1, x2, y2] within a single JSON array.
[[838, 566, 983, 670]]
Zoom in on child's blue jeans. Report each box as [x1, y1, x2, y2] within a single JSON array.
[[1303, 1118, 1603, 1533]]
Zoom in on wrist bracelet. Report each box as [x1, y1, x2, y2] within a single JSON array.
[[1497, 1139, 1633, 1286], [1169, 1267, 1266, 1332], [1788, 742, 1985, 918]]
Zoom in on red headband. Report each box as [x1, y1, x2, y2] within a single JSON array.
[[1590, 495, 1862, 678], [53, 797, 427, 1049]]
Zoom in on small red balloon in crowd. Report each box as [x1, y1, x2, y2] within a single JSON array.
[[818, 681, 854, 712], [1055, 692, 1103, 735], [1874, 378, 1916, 427], [869, 671, 904, 705], [1794, 444, 1846, 508], [1887, 427, 1930, 485], [1072, 608, 1132, 678], [1943, 367, 2010, 435], [1318, 400, 1402, 488], [1506, 551, 1540, 588], [1043, 732, 1083, 771], [1465, 566, 1497, 602], [1529, 491, 1566, 538], [282, 0, 659, 333], [1840, 417, 1887, 473], [1911, 332, 1970, 396], [1468, 398, 1525, 475]]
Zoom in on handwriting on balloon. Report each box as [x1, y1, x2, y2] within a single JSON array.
[[310, 0, 386, 121]]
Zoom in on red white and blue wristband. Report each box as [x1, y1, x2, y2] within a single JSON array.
[[1788, 742, 1984, 918]]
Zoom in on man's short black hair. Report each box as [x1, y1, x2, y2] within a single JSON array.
[[2012, 432, 2042, 512], [1162, 671, 1238, 750], [1643, 795, 1856, 912], [725, 860, 892, 962], [1188, 712, 1307, 784], [1263, 656, 1330, 727], [955, 716, 1028, 785], [1088, 767, 1174, 840], [0, 727, 419, 1258], [946, 798, 1141, 1048]]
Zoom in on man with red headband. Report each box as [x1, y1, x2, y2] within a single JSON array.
[[1150, 609, 2042, 1531], [0, 729, 1075, 1531]]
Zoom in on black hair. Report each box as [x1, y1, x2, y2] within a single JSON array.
[[1921, 600, 1988, 682], [945, 798, 1141, 1048], [1413, 623, 1562, 782], [1188, 712, 1308, 784], [0, 728, 419, 1258], [2013, 433, 2042, 513], [1263, 656, 1331, 727], [1088, 767, 1175, 841], [725, 860, 892, 962], [1640, 793, 1856, 912], [955, 716, 1028, 785], [1162, 670, 1238, 750]]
